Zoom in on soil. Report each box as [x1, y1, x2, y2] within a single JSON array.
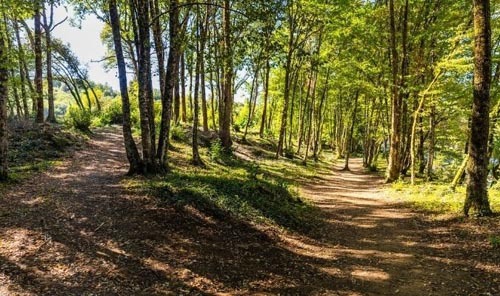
[[0, 128, 499, 295]]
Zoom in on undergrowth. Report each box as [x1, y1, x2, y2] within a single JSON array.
[[389, 181, 500, 215], [2, 120, 85, 186], [125, 133, 328, 234]]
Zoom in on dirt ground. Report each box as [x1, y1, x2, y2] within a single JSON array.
[[0, 128, 499, 295]]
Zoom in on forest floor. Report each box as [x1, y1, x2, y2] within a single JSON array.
[[0, 127, 499, 295]]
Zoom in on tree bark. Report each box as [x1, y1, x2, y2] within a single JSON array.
[[465, 0, 493, 216], [131, 0, 157, 172], [157, 0, 180, 167], [259, 59, 270, 138], [385, 0, 402, 182], [14, 20, 30, 118], [0, 28, 8, 180], [109, 0, 143, 174], [219, 0, 233, 151], [34, 2, 44, 123], [42, 4, 56, 122]]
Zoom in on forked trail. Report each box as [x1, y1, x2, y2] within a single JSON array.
[[0, 129, 498, 295]]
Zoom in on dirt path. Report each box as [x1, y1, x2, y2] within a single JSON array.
[[0, 129, 498, 295]]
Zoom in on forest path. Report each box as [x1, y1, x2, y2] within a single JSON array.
[[298, 158, 498, 295], [0, 128, 498, 295]]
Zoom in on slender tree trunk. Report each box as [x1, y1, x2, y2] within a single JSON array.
[[276, 18, 294, 157], [314, 69, 330, 161], [465, 0, 493, 216], [42, 5, 56, 122], [385, 0, 402, 182], [303, 70, 318, 164], [192, 7, 203, 166], [209, 70, 217, 130], [14, 20, 30, 118], [200, 7, 209, 132], [343, 91, 360, 170], [151, 0, 166, 113], [0, 29, 7, 180], [243, 65, 259, 140], [219, 0, 233, 151], [259, 59, 270, 138], [131, 0, 157, 172], [426, 104, 436, 180], [34, 2, 44, 123], [181, 53, 187, 122], [109, 0, 143, 174], [157, 0, 180, 167]]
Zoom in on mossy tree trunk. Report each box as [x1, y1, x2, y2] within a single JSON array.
[[385, 0, 402, 182], [465, 0, 493, 216]]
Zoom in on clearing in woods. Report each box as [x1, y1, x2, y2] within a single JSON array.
[[0, 129, 498, 295]]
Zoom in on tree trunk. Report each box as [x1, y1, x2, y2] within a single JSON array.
[[109, 0, 143, 174], [34, 2, 44, 123], [219, 0, 233, 151], [385, 0, 403, 182], [157, 0, 180, 168], [0, 29, 8, 180], [151, 0, 166, 118], [465, 0, 493, 216], [426, 104, 436, 180], [343, 91, 360, 170], [192, 5, 204, 166], [259, 59, 270, 138], [14, 20, 30, 118], [200, 6, 209, 133], [131, 0, 157, 172], [276, 18, 294, 158], [181, 53, 187, 122], [42, 5, 56, 122]]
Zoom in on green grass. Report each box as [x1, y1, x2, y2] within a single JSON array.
[[388, 181, 500, 215], [126, 133, 329, 233]]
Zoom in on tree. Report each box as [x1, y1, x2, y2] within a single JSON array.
[[385, 0, 403, 182], [0, 21, 8, 180], [108, 0, 142, 174], [464, 0, 493, 217], [157, 0, 181, 167], [34, 0, 44, 123], [42, 1, 67, 122], [219, 0, 233, 151]]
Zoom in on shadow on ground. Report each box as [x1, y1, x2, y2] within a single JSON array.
[[0, 129, 498, 295]]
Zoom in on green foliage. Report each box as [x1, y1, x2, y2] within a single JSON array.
[[136, 167, 320, 233], [4, 121, 84, 186], [208, 138, 225, 161], [389, 182, 500, 215], [99, 98, 123, 125], [171, 125, 187, 142], [490, 236, 500, 249], [65, 105, 92, 132]]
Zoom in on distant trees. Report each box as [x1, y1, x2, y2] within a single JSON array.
[[0, 0, 496, 215]]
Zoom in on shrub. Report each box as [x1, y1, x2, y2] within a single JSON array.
[[490, 236, 500, 249], [100, 98, 123, 125], [284, 147, 295, 159], [65, 106, 92, 132], [209, 138, 224, 161], [171, 125, 187, 141]]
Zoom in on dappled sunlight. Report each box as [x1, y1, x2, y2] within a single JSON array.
[[1, 130, 499, 295], [351, 268, 391, 282]]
